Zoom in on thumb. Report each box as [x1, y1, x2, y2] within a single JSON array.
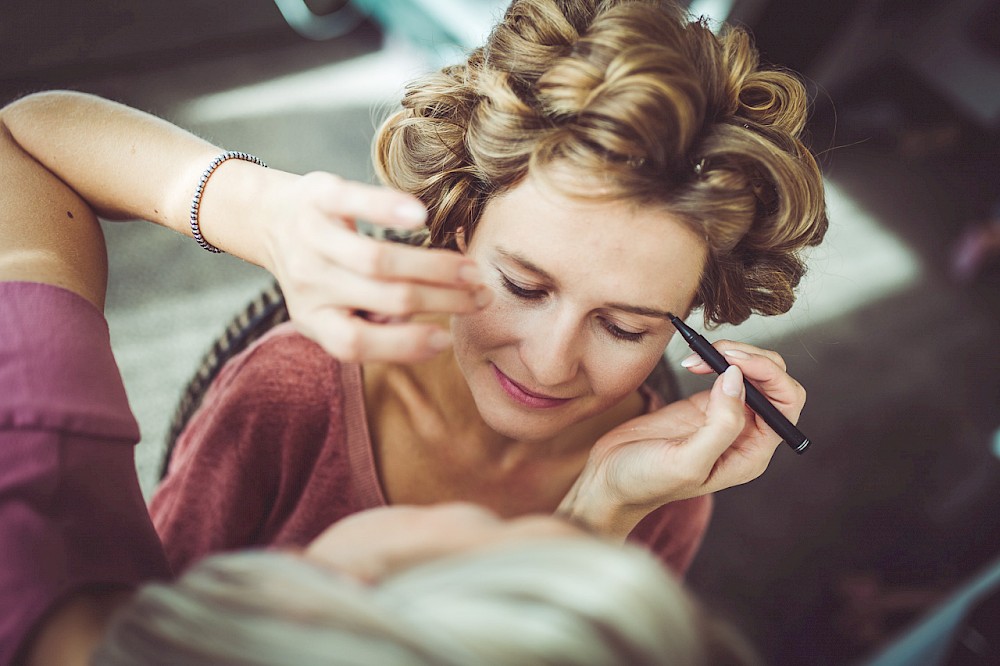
[[682, 366, 747, 472]]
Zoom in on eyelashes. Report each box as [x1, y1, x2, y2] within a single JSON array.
[[498, 274, 646, 343], [500, 274, 544, 300], [602, 320, 645, 343]]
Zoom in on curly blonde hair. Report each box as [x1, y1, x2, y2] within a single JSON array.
[[374, 0, 828, 326]]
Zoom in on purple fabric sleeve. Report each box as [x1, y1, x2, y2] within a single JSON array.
[[0, 282, 170, 666]]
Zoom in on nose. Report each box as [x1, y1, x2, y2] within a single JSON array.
[[518, 308, 583, 388]]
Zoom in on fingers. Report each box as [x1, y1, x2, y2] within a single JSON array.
[[293, 311, 455, 364], [328, 267, 492, 316], [679, 341, 805, 421], [326, 229, 481, 287], [686, 366, 784, 491], [269, 172, 491, 364], [680, 339, 786, 372], [302, 172, 427, 230], [678, 366, 749, 474]]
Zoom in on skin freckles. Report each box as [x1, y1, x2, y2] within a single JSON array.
[[450, 172, 708, 444]]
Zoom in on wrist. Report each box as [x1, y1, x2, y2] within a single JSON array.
[[556, 473, 650, 542], [183, 155, 292, 269], [255, 169, 299, 274]]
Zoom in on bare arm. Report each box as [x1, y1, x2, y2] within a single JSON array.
[[0, 97, 134, 666], [0, 91, 491, 361], [1, 90, 284, 269], [0, 98, 110, 308]]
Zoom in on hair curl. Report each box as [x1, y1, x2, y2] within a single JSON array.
[[374, 0, 828, 326]]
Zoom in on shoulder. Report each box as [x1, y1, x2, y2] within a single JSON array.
[[211, 322, 352, 410], [168, 322, 359, 464]]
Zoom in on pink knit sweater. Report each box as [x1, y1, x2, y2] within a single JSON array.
[[151, 324, 712, 576]]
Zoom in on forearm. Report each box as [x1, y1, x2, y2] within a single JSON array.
[[0, 90, 293, 269]]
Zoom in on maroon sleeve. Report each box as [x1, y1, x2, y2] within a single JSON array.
[[629, 494, 714, 577], [149, 325, 339, 573], [0, 282, 169, 666]]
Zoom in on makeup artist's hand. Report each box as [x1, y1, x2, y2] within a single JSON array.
[[260, 172, 492, 363], [559, 342, 806, 540]]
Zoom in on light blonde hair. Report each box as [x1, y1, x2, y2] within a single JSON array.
[[374, 0, 828, 326], [93, 540, 759, 665]]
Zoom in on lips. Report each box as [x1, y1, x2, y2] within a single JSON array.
[[491, 364, 572, 409]]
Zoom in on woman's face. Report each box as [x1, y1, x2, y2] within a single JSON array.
[[305, 503, 584, 581], [452, 172, 708, 441]]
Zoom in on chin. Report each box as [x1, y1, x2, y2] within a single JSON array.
[[472, 378, 603, 443], [477, 403, 574, 442]]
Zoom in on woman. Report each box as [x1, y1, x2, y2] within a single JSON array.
[[0, 75, 759, 666], [3, 0, 826, 576]]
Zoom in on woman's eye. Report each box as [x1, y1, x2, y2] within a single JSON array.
[[602, 319, 646, 343], [501, 275, 546, 300]]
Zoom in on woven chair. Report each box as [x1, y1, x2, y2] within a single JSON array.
[[160, 285, 681, 480]]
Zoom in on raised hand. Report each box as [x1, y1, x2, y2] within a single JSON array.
[[260, 172, 493, 363], [560, 342, 806, 539]]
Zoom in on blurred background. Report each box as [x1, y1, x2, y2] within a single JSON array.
[[2, 0, 998, 663]]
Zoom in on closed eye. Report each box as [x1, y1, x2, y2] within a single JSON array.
[[501, 272, 647, 342], [500, 274, 546, 300], [601, 318, 646, 343]]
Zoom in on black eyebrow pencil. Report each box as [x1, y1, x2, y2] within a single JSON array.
[[667, 314, 811, 454]]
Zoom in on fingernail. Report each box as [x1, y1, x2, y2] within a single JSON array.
[[723, 349, 750, 359], [395, 201, 427, 225], [459, 263, 482, 285], [474, 286, 493, 308], [429, 329, 452, 351], [722, 365, 743, 397], [680, 354, 701, 368]]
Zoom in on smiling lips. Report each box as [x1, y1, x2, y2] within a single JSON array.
[[492, 364, 572, 409]]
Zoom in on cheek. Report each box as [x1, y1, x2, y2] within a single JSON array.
[[585, 343, 667, 399], [452, 296, 524, 355]]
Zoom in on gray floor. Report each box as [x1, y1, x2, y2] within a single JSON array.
[[5, 10, 999, 665]]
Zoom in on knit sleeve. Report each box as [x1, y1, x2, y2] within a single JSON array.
[[148, 324, 340, 573]]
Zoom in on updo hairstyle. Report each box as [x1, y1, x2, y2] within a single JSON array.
[[374, 0, 828, 326]]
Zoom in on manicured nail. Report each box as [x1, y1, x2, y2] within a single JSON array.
[[429, 329, 452, 351], [722, 365, 743, 397], [474, 286, 493, 308], [459, 263, 483, 285], [680, 354, 702, 368], [395, 201, 427, 225], [723, 349, 750, 359]]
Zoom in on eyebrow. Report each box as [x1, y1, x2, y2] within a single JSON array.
[[604, 302, 674, 320], [496, 248, 676, 320]]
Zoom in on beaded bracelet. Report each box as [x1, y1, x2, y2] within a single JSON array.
[[189, 151, 268, 253]]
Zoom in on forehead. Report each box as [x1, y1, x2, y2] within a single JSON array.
[[473, 175, 707, 308]]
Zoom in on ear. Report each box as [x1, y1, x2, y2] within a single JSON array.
[[455, 227, 468, 253]]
